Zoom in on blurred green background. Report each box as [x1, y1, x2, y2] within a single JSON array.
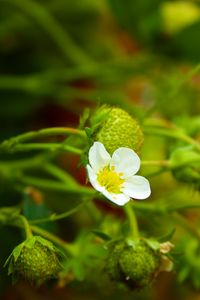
[[0, 0, 200, 299]]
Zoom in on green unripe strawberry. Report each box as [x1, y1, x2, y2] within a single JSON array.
[[91, 106, 144, 155], [5, 236, 61, 285], [105, 239, 161, 290]]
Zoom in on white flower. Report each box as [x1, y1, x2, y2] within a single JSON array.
[[86, 142, 151, 206]]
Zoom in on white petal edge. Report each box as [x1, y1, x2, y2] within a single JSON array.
[[101, 189, 130, 206], [122, 175, 151, 200], [86, 165, 105, 193], [88, 142, 111, 173], [110, 147, 140, 178]]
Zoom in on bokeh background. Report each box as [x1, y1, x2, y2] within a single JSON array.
[[1, 0, 200, 299]]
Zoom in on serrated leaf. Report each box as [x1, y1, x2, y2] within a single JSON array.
[[12, 243, 25, 261]]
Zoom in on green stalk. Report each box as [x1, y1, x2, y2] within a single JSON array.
[[30, 225, 75, 255], [19, 175, 95, 196], [19, 215, 32, 238], [30, 201, 87, 224], [143, 118, 200, 151], [1, 127, 85, 144], [124, 202, 139, 238], [10, 143, 82, 155]]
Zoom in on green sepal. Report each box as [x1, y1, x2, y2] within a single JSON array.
[[157, 228, 176, 243], [79, 108, 90, 129], [4, 235, 61, 284], [85, 127, 93, 138], [144, 238, 161, 251], [90, 105, 111, 133]]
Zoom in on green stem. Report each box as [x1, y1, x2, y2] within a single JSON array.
[[3, 0, 93, 65], [19, 175, 95, 196], [143, 120, 200, 151], [0, 155, 45, 170], [124, 202, 139, 238], [1, 127, 85, 144], [30, 225, 75, 254], [30, 201, 87, 224], [19, 215, 32, 238], [9, 143, 83, 155]]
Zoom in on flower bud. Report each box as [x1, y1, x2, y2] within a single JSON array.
[[5, 236, 61, 285], [105, 239, 161, 289], [91, 106, 144, 155]]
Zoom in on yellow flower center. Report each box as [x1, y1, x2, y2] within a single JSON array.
[[97, 166, 124, 193]]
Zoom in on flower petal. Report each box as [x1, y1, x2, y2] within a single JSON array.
[[110, 147, 140, 178], [88, 142, 111, 172], [86, 165, 105, 193], [101, 190, 130, 206], [122, 175, 151, 199]]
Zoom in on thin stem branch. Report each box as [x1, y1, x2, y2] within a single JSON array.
[[19, 215, 32, 238], [10, 143, 83, 155], [19, 175, 95, 196], [143, 120, 200, 151], [30, 225, 75, 254], [1, 127, 85, 145], [30, 201, 87, 224], [124, 202, 139, 238]]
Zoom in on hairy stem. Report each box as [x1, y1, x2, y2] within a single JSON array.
[[124, 202, 139, 238], [30, 225, 75, 254], [9, 143, 83, 155], [19, 215, 32, 238]]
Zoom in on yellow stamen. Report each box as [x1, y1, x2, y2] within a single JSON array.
[[97, 166, 124, 193]]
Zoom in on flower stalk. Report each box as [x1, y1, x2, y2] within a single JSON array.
[[124, 202, 139, 238]]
